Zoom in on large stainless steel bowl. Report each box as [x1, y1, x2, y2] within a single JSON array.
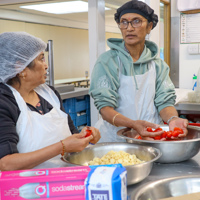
[[117, 125, 200, 163], [130, 175, 200, 200], [62, 142, 161, 185]]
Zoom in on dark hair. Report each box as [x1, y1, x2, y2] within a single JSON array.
[[6, 60, 35, 86]]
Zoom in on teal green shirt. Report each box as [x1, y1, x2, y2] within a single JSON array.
[[89, 38, 176, 113]]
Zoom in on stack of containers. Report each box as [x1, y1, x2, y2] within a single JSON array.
[[63, 95, 90, 131]]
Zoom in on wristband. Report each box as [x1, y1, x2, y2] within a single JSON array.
[[167, 116, 179, 124], [112, 113, 120, 127], [60, 140, 66, 156]]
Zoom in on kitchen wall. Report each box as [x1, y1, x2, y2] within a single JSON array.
[[171, 0, 200, 90], [0, 19, 121, 80], [0, 0, 160, 81]]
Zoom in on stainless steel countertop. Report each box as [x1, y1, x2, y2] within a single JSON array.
[[59, 87, 89, 100], [127, 151, 200, 199], [175, 101, 200, 114]]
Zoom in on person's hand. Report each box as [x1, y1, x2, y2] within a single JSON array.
[[63, 132, 93, 153], [168, 117, 188, 138], [81, 126, 101, 144], [132, 120, 163, 140]]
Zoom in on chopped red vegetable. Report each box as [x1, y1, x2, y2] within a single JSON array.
[[85, 129, 92, 137], [136, 127, 184, 140]]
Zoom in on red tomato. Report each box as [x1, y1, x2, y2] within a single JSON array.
[[154, 128, 163, 132], [154, 135, 162, 140], [147, 127, 153, 132], [174, 127, 184, 134], [137, 135, 142, 140], [85, 129, 92, 137], [166, 131, 172, 138], [161, 132, 167, 138], [172, 130, 179, 137], [139, 127, 184, 141]]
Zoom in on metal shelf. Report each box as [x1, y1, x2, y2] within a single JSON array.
[[59, 87, 89, 100], [175, 101, 200, 114]]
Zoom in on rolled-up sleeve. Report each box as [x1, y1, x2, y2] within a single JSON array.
[[154, 59, 176, 113], [89, 53, 120, 112]]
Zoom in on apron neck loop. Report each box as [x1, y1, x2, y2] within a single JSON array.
[[117, 56, 139, 90]]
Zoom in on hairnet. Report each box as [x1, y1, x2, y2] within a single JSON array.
[[114, 0, 158, 29], [0, 32, 47, 83]]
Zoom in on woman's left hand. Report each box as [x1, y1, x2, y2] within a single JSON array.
[[80, 126, 101, 144], [168, 117, 188, 137]]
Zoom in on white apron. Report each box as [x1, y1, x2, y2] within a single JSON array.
[[7, 83, 72, 169], [95, 59, 162, 143]]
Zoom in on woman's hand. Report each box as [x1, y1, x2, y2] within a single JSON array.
[[63, 127, 100, 153], [168, 117, 188, 138], [132, 120, 163, 140], [62, 133, 92, 153], [81, 126, 101, 144], [0, 127, 100, 171]]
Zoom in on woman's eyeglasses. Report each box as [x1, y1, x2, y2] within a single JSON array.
[[118, 18, 146, 29]]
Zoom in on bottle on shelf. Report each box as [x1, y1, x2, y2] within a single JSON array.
[[193, 74, 197, 91], [195, 68, 200, 103]]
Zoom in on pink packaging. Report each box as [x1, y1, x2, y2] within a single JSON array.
[[0, 166, 91, 200]]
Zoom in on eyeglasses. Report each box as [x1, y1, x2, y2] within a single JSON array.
[[118, 18, 146, 29]]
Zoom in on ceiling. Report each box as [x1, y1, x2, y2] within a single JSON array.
[[0, 0, 127, 29]]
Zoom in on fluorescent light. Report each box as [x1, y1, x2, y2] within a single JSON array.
[[20, 1, 110, 15]]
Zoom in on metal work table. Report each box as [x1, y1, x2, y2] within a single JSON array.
[[59, 87, 89, 100], [127, 151, 200, 199], [55, 77, 90, 87], [175, 101, 200, 114]]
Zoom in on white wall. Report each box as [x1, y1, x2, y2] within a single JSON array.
[[179, 45, 200, 89], [172, 0, 200, 90]]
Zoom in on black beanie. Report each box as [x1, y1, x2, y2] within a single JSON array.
[[114, 0, 158, 29]]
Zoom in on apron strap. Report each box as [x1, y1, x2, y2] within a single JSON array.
[[35, 84, 61, 109]]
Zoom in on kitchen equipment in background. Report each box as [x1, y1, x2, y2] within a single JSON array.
[[45, 40, 54, 87], [117, 125, 200, 163], [63, 95, 90, 131], [131, 175, 200, 200], [54, 84, 75, 93], [62, 142, 161, 185], [85, 71, 88, 78]]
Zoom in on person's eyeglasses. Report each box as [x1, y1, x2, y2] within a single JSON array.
[[118, 18, 146, 29]]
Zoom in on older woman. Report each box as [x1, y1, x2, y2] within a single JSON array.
[[89, 0, 188, 142], [0, 32, 100, 171]]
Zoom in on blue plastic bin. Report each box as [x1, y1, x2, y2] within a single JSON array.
[[63, 95, 90, 113], [69, 109, 90, 127], [63, 95, 91, 129]]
